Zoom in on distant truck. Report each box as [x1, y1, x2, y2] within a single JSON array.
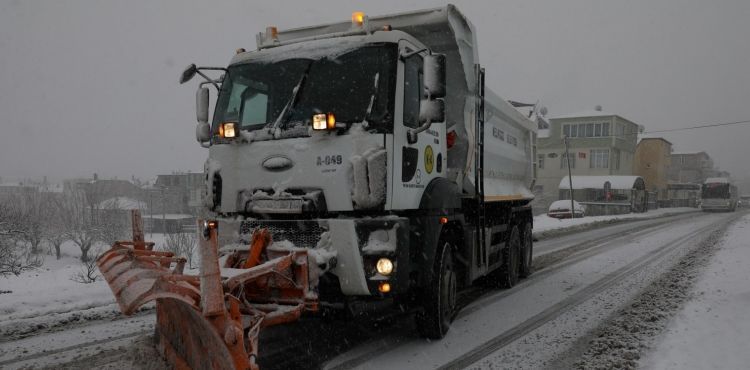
[[701, 177, 738, 212], [182, 5, 537, 338]]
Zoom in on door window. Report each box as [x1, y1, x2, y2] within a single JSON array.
[[402, 54, 423, 129]]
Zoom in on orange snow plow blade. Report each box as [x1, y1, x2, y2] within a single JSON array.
[[97, 211, 318, 370]]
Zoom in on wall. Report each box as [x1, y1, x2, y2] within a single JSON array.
[[634, 138, 672, 200]]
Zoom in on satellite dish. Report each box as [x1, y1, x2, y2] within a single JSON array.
[[594, 105, 602, 112], [638, 125, 645, 133], [539, 106, 548, 116]]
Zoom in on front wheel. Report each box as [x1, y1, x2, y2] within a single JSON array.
[[416, 241, 457, 339]]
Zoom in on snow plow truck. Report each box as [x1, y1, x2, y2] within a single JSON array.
[[97, 5, 538, 369]]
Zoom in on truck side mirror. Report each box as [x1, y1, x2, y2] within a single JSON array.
[[196, 122, 211, 143], [196, 87, 211, 146], [419, 99, 445, 124], [423, 54, 446, 99], [180, 64, 198, 84], [196, 87, 209, 124]]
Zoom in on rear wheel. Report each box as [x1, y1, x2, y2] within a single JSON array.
[[416, 241, 457, 339], [519, 223, 533, 278], [497, 226, 521, 288]]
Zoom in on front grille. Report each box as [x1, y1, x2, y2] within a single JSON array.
[[239, 220, 325, 248]]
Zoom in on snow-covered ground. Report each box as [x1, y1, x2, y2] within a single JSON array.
[[533, 207, 697, 235], [0, 210, 734, 370], [324, 212, 737, 370], [0, 210, 698, 328], [642, 214, 750, 369], [0, 234, 171, 333]]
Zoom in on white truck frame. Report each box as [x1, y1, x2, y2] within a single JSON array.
[[182, 5, 537, 339]]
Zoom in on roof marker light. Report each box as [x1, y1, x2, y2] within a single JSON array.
[[266, 26, 278, 42], [352, 12, 365, 27]]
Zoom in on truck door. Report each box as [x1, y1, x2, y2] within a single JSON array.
[[391, 41, 447, 210]]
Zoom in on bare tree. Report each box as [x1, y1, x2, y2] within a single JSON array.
[[97, 198, 129, 246], [70, 251, 100, 283], [15, 190, 49, 255], [165, 230, 197, 269], [60, 190, 101, 262], [45, 196, 68, 260], [0, 201, 42, 277]]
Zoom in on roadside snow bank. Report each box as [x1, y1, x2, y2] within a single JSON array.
[[533, 207, 697, 238], [641, 214, 750, 369]]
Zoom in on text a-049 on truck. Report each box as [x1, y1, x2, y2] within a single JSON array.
[[182, 5, 538, 339]]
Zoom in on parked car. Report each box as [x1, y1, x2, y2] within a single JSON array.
[[548, 200, 586, 219]]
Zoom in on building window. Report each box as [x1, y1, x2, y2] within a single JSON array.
[[538, 154, 545, 169], [561, 152, 576, 169], [590, 149, 609, 168], [563, 122, 612, 138], [616, 122, 625, 136]]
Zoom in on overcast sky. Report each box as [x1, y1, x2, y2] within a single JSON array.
[[1, 0, 749, 183]]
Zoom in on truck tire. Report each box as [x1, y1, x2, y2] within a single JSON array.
[[519, 223, 533, 278], [498, 226, 521, 288], [415, 241, 457, 339]]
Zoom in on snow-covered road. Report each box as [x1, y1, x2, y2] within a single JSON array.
[[641, 214, 750, 370], [325, 211, 744, 370], [0, 210, 744, 369]]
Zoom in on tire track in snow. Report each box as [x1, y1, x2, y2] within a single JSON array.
[[326, 212, 706, 370], [0, 330, 151, 369], [438, 212, 745, 370]]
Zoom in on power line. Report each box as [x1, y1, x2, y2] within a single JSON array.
[[643, 119, 750, 135]]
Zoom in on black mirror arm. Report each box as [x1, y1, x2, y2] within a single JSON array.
[[407, 120, 433, 144], [195, 69, 221, 91]]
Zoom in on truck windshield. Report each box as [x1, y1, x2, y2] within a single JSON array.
[[702, 183, 730, 199], [212, 43, 397, 139]]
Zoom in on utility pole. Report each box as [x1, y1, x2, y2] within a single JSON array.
[[149, 191, 153, 237], [564, 135, 575, 218], [161, 186, 166, 234]]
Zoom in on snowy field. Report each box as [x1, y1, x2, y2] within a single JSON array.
[[642, 214, 750, 369], [0, 234, 170, 335]]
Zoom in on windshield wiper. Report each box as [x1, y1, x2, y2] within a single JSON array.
[[361, 72, 380, 127], [270, 60, 314, 134]]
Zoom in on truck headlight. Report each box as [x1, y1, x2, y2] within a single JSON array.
[[376, 257, 393, 275], [219, 122, 237, 138], [312, 113, 336, 130]]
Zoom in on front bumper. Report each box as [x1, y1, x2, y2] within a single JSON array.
[[239, 217, 410, 296]]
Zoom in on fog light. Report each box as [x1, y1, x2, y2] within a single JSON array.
[[378, 282, 391, 293], [376, 258, 393, 275]]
